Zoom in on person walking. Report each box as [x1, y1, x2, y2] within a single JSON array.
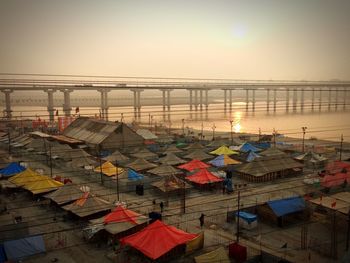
[[160, 201, 164, 213], [199, 213, 205, 228]]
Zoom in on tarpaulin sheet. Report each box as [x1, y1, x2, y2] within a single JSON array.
[[209, 155, 241, 167], [104, 206, 141, 224], [187, 169, 223, 185], [186, 232, 204, 254], [178, 159, 210, 172], [267, 196, 305, 217], [210, 145, 238, 156], [0, 162, 25, 177], [195, 246, 229, 263], [4, 235, 46, 261], [128, 169, 143, 181], [235, 211, 257, 223]]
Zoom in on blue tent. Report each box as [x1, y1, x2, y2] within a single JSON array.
[[128, 169, 144, 181], [252, 142, 270, 150], [235, 211, 257, 224], [209, 155, 225, 167], [246, 151, 261, 162], [267, 197, 305, 217], [3, 235, 46, 261], [238, 143, 261, 153], [0, 162, 26, 178]]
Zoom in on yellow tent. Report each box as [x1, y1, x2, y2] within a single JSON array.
[[8, 168, 43, 187], [94, 161, 124, 177], [210, 145, 238, 155], [24, 175, 64, 194], [223, 155, 241, 165], [195, 246, 230, 263]]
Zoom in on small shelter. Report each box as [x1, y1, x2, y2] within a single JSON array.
[[321, 172, 350, 188], [206, 140, 229, 148], [185, 142, 205, 151], [0, 163, 26, 178], [119, 169, 144, 181], [163, 144, 183, 154], [195, 247, 230, 263], [294, 151, 328, 169], [23, 176, 63, 194], [136, 129, 158, 140], [178, 159, 210, 172], [235, 211, 258, 230], [130, 147, 158, 160], [209, 155, 241, 167], [8, 169, 43, 187], [120, 220, 198, 260], [325, 161, 350, 175], [184, 150, 212, 161], [245, 151, 261, 162], [186, 169, 223, 185], [103, 150, 130, 163], [62, 192, 112, 218], [94, 161, 124, 177], [210, 145, 238, 156], [231, 142, 261, 153], [159, 153, 186, 165], [147, 164, 182, 177], [152, 175, 191, 193], [126, 158, 157, 171], [260, 147, 286, 157], [44, 183, 83, 205]]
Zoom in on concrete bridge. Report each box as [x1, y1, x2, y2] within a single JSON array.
[[0, 76, 349, 121]]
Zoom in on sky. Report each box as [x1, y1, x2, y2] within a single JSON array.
[[0, 0, 350, 81]]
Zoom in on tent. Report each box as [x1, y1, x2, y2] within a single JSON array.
[[187, 169, 223, 185], [125, 169, 144, 181], [185, 142, 205, 150], [24, 176, 64, 194], [8, 168, 43, 187], [235, 211, 258, 230], [136, 129, 158, 140], [0, 162, 26, 178], [163, 144, 183, 154], [210, 145, 238, 156], [94, 161, 124, 177], [184, 150, 212, 161], [321, 172, 350, 188], [178, 159, 210, 172], [209, 155, 241, 167], [206, 140, 229, 148], [195, 246, 230, 263], [231, 142, 261, 153], [267, 196, 305, 217], [147, 164, 182, 177], [103, 150, 130, 163], [260, 147, 286, 157], [3, 235, 46, 261], [130, 148, 158, 160], [103, 205, 145, 224], [152, 175, 191, 193], [325, 161, 350, 174], [294, 151, 328, 168], [44, 183, 83, 205], [159, 153, 186, 165], [126, 158, 157, 171], [120, 220, 198, 260], [246, 151, 261, 162], [62, 192, 112, 218]]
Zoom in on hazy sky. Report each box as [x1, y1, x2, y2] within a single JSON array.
[[0, 0, 349, 80]]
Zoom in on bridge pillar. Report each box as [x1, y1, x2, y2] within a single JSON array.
[[266, 89, 270, 111], [252, 89, 256, 111], [223, 89, 227, 111], [273, 89, 277, 112], [137, 90, 142, 117], [189, 89, 193, 111], [300, 89, 305, 111], [166, 89, 171, 111], [311, 88, 315, 110], [205, 89, 209, 110], [344, 88, 347, 109], [194, 90, 198, 111], [319, 89, 323, 110], [292, 88, 297, 111], [285, 89, 289, 111], [162, 90, 166, 111], [45, 89, 56, 122], [229, 89, 232, 110], [61, 89, 73, 117], [328, 88, 332, 110], [199, 90, 203, 111], [99, 89, 110, 120], [2, 89, 13, 119], [335, 88, 339, 110], [246, 89, 249, 110]]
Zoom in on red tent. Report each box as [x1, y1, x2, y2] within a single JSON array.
[[186, 169, 223, 185], [321, 172, 350, 188], [120, 220, 197, 260], [178, 159, 210, 172], [325, 161, 350, 175], [104, 205, 142, 225]]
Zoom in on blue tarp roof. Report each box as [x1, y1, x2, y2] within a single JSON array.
[[267, 197, 305, 217], [3, 235, 46, 261], [235, 211, 257, 223], [246, 151, 261, 162], [239, 143, 261, 153], [128, 169, 143, 181], [209, 155, 225, 167], [252, 142, 270, 150], [0, 162, 26, 177]]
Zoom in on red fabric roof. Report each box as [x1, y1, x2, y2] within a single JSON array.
[[104, 205, 141, 225], [321, 172, 350, 188], [187, 169, 223, 184], [178, 159, 210, 172], [325, 161, 350, 174], [120, 220, 197, 260]]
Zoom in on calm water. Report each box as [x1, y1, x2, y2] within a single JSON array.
[[9, 99, 350, 142]]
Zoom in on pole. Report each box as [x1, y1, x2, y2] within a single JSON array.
[[182, 119, 185, 135], [201, 122, 204, 140], [340, 134, 344, 161], [302, 127, 307, 153], [258, 128, 261, 141], [115, 160, 120, 201], [99, 148, 104, 185], [230, 120, 233, 144], [7, 129, 11, 154], [49, 144, 53, 178], [346, 208, 350, 251], [273, 128, 276, 148], [236, 190, 241, 242], [212, 124, 216, 141]]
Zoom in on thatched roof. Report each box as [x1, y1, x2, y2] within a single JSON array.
[[130, 148, 158, 160], [147, 164, 182, 176], [184, 150, 212, 161], [45, 183, 83, 205], [159, 153, 186, 165], [126, 158, 157, 171], [152, 175, 191, 192], [260, 147, 286, 157], [185, 142, 205, 150], [163, 144, 183, 154], [103, 150, 130, 163]]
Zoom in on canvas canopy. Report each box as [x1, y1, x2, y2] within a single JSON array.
[[295, 151, 327, 162], [123, 169, 144, 181], [104, 205, 144, 224], [94, 161, 124, 176], [260, 147, 286, 157], [159, 153, 186, 165], [152, 175, 191, 192], [24, 176, 63, 194], [44, 183, 83, 205], [130, 148, 158, 160], [147, 164, 182, 176], [195, 246, 229, 263], [231, 142, 261, 153], [235, 211, 257, 224], [325, 161, 350, 174], [322, 172, 350, 188], [163, 144, 183, 154], [103, 150, 130, 163], [184, 150, 212, 161], [136, 129, 158, 140], [0, 162, 26, 178], [210, 145, 238, 156], [185, 142, 205, 150], [8, 168, 43, 187], [206, 140, 229, 148], [126, 158, 157, 171], [209, 155, 241, 167], [246, 151, 261, 162], [3, 235, 46, 261], [120, 220, 197, 260], [187, 169, 223, 185], [62, 192, 112, 217], [267, 196, 305, 217], [178, 159, 210, 172]]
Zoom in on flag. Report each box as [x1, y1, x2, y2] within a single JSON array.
[[55, 109, 59, 116], [331, 201, 336, 208], [281, 243, 287, 249], [75, 106, 80, 113]]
